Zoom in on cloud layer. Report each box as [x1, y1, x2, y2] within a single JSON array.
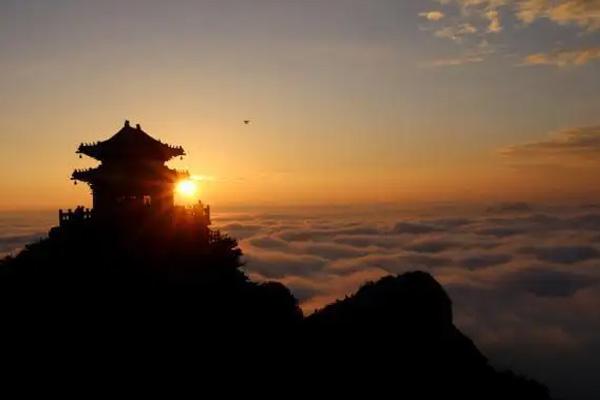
[[0, 211, 54, 258], [214, 203, 600, 400]]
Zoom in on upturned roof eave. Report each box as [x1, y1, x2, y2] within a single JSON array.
[[74, 121, 186, 161], [71, 165, 188, 183], [76, 143, 185, 161]]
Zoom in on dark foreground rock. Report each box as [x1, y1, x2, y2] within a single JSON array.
[[0, 228, 551, 399]]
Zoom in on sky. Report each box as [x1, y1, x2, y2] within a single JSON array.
[[1, 0, 600, 210], [2, 2, 600, 398]]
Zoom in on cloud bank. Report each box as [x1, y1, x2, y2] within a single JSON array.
[[212, 203, 600, 400]]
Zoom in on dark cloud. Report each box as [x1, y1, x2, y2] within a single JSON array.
[[569, 214, 600, 231], [219, 223, 264, 239], [486, 202, 532, 214], [393, 254, 452, 269], [428, 217, 472, 228], [520, 245, 600, 264], [501, 267, 595, 298], [407, 239, 458, 253], [277, 229, 325, 242], [392, 221, 442, 234], [243, 252, 327, 279], [338, 227, 381, 235], [475, 226, 524, 237], [328, 253, 452, 275], [297, 242, 368, 260], [501, 126, 600, 160], [521, 213, 561, 226], [332, 235, 403, 249], [485, 214, 561, 228], [278, 226, 381, 242], [459, 253, 512, 269], [212, 213, 260, 223], [248, 236, 289, 250], [475, 214, 569, 237], [579, 203, 600, 211]]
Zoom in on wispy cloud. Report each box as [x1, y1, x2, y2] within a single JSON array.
[[433, 0, 507, 36], [485, 9, 503, 32], [420, 10, 446, 21], [421, 1, 504, 65], [522, 47, 600, 66], [424, 39, 494, 67], [501, 126, 600, 160], [442, 0, 600, 32], [425, 1, 600, 66], [434, 23, 479, 41], [516, 0, 600, 32], [427, 55, 485, 67]]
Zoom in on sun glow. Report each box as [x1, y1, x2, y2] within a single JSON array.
[[176, 179, 198, 198]]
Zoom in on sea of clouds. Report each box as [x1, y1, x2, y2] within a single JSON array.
[[213, 202, 600, 400], [2, 202, 599, 399]]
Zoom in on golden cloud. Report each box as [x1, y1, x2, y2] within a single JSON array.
[[427, 56, 485, 67], [516, 0, 600, 31], [420, 11, 446, 21], [434, 23, 479, 41], [522, 47, 600, 66], [501, 126, 600, 160], [437, 0, 600, 32]]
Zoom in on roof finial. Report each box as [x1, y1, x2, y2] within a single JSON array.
[[136, 123, 141, 130], [124, 120, 130, 127]]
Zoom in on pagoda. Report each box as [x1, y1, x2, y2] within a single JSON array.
[[58, 120, 211, 231]]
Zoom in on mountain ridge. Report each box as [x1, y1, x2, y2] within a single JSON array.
[[0, 226, 552, 399]]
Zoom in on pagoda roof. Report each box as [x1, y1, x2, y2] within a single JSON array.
[[72, 164, 189, 185], [77, 120, 185, 162]]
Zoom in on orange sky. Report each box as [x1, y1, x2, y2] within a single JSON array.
[[1, 1, 599, 210]]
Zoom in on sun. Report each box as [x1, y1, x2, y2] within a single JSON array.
[[176, 179, 198, 197]]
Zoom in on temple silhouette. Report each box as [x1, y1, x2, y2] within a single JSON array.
[[54, 120, 212, 240], [0, 121, 553, 399]]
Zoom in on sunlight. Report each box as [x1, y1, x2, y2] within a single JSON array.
[[176, 179, 198, 198]]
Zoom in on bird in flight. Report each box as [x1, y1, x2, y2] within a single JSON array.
[[243, 120, 250, 125]]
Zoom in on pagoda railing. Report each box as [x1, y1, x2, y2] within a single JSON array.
[[59, 207, 93, 227], [58, 201, 213, 236], [73, 168, 95, 174]]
